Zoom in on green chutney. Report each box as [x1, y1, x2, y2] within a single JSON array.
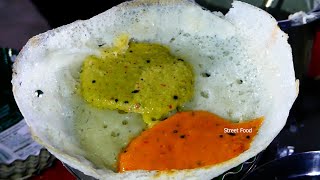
[[80, 38, 194, 125]]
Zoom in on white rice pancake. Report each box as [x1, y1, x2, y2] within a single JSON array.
[[12, 0, 298, 179]]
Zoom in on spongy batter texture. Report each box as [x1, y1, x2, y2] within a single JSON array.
[[12, 0, 297, 179]]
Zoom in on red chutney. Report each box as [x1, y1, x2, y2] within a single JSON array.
[[118, 111, 263, 172]]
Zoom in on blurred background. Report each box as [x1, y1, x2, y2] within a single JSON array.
[[0, 0, 49, 50], [0, 0, 319, 49], [0, 0, 320, 179]]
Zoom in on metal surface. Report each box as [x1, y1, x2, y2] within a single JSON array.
[[278, 4, 320, 30], [242, 151, 320, 180], [64, 163, 96, 180]]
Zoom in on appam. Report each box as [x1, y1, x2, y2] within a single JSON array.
[[12, 0, 298, 179]]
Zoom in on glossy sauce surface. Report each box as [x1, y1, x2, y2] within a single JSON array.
[[118, 111, 263, 171]]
